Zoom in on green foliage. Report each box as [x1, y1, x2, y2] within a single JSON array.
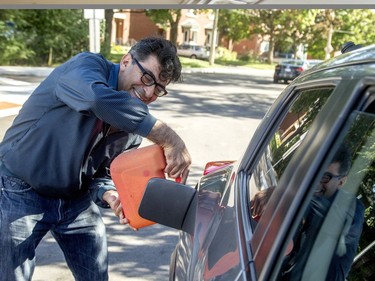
[[218, 10, 251, 43], [0, 9, 89, 66], [145, 9, 182, 44], [111, 44, 131, 55], [145, 9, 175, 29], [275, 10, 319, 58], [238, 9, 375, 61], [1, 9, 375, 66], [0, 10, 34, 65], [179, 56, 210, 68], [307, 9, 375, 59], [215, 47, 237, 61]]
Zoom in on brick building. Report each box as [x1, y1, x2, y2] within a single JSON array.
[[111, 9, 263, 57]]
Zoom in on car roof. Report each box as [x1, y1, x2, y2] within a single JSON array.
[[279, 59, 307, 66], [294, 43, 375, 80], [313, 44, 375, 70]]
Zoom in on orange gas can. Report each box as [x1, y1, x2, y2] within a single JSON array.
[[110, 144, 166, 229]]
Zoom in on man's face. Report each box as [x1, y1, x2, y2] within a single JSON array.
[[315, 162, 347, 198], [117, 53, 168, 105]]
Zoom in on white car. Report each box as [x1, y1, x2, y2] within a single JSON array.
[[177, 44, 210, 60]]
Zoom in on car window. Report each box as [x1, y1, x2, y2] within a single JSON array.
[[248, 86, 334, 223], [281, 60, 304, 66], [277, 101, 375, 281]]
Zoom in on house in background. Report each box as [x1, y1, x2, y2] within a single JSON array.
[[111, 9, 264, 58], [112, 9, 164, 46], [177, 10, 215, 46]]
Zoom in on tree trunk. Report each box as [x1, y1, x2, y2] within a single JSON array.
[[102, 9, 114, 57], [48, 47, 53, 66], [169, 11, 181, 46], [169, 22, 178, 45], [268, 36, 275, 64]]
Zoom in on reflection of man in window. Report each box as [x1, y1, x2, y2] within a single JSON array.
[[282, 145, 365, 281], [312, 145, 365, 281]]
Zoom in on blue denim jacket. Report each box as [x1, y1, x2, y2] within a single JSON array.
[[0, 52, 156, 205]]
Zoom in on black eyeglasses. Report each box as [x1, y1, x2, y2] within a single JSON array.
[[320, 172, 343, 184], [130, 54, 168, 97]]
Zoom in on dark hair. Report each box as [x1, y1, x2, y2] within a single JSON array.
[[332, 143, 352, 176], [129, 36, 182, 83]]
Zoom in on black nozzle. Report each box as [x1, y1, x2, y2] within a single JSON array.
[[341, 42, 363, 54]]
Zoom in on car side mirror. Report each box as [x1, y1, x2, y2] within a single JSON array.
[[139, 178, 197, 234]]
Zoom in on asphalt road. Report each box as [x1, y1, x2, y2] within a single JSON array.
[[0, 68, 287, 280]]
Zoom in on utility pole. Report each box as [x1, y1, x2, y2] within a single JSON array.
[[84, 9, 105, 53], [209, 9, 219, 66]]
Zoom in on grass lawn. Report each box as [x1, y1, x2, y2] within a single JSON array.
[[179, 56, 275, 70], [109, 53, 275, 70]]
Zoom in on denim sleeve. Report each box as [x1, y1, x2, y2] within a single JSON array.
[[88, 178, 117, 208], [54, 52, 156, 137]]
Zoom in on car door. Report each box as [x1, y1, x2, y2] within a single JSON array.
[[231, 78, 339, 280], [172, 162, 245, 281], [172, 76, 341, 281], [177, 45, 190, 57], [245, 71, 375, 281]]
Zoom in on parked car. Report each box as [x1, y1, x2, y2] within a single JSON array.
[[140, 42, 375, 281], [177, 44, 209, 60], [273, 59, 312, 83]]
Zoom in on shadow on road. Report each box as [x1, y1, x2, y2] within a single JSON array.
[[150, 73, 283, 120]]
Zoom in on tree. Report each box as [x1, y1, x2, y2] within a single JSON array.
[[145, 9, 182, 45], [101, 9, 114, 58], [249, 9, 285, 64], [0, 10, 33, 65], [277, 10, 319, 59], [308, 9, 375, 59], [0, 10, 88, 65], [217, 9, 252, 51]]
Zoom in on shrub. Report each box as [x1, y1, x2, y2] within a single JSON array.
[[215, 47, 237, 61]]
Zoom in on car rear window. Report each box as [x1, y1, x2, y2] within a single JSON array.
[[281, 60, 305, 66]]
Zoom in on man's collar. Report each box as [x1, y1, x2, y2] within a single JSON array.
[[108, 64, 120, 90]]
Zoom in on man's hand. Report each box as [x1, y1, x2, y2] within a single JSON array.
[[147, 120, 192, 182], [250, 186, 275, 219], [102, 190, 129, 225]]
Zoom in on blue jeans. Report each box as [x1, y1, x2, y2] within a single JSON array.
[[0, 170, 108, 281]]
